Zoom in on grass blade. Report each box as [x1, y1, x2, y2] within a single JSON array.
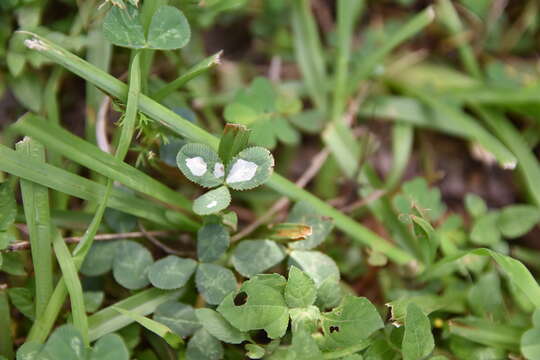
[[472, 106, 540, 206], [21, 32, 413, 264], [88, 288, 182, 341], [113, 307, 182, 348], [0, 144, 198, 230], [331, 0, 364, 122], [12, 114, 192, 211], [51, 229, 89, 345], [436, 0, 481, 79], [15, 138, 53, 319], [291, 0, 328, 110], [385, 123, 413, 189], [14, 115, 191, 211], [398, 86, 517, 169], [152, 51, 222, 101], [348, 7, 435, 94]]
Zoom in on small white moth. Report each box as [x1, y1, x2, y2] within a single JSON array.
[[185, 157, 207, 176], [226, 159, 257, 183], [213, 163, 225, 178]]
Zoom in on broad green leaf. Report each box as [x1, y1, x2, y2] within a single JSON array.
[[117, 324, 140, 352], [15, 342, 43, 360], [250, 273, 287, 292], [321, 296, 383, 346], [8, 287, 34, 320], [146, 6, 190, 50], [521, 327, 540, 360], [225, 147, 274, 191], [195, 263, 237, 305], [465, 193, 487, 218], [218, 124, 251, 165], [402, 303, 434, 360], [245, 344, 265, 359], [0, 181, 16, 231], [285, 266, 316, 308], [393, 177, 446, 222], [153, 301, 200, 338], [364, 338, 398, 360], [104, 208, 137, 233], [217, 280, 289, 338], [467, 272, 505, 321], [193, 186, 231, 215], [10, 73, 43, 112], [470, 212, 501, 245], [498, 205, 540, 239], [287, 201, 334, 250], [316, 278, 343, 309], [197, 223, 230, 262], [102, 5, 146, 49], [291, 325, 323, 360], [289, 250, 340, 287], [112, 240, 153, 290], [195, 308, 247, 344], [113, 307, 182, 348], [186, 329, 223, 360], [232, 239, 286, 277], [42, 325, 87, 359], [224, 103, 259, 126], [91, 334, 129, 360], [177, 143, 224, 188], [148, 255, 197, 290], [80, 241, 119, 277], [84, 291, 105, 313]]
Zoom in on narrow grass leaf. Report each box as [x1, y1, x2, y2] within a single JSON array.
[[52, 230, 89, 345], [152, 51, 222, 101], [15, 138, 53, 319], [88, 288, 183, 341], [291, 0, 328, 110], [113, 307, 182, 348]]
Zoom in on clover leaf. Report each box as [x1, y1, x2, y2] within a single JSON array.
[[217, 278, 289, 339], [177, 143, 224, 188], [176, 132, 274, 215], [103, 4, 190, 50], [224, 77, 301, 149], [193, 186, 231, 216]]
